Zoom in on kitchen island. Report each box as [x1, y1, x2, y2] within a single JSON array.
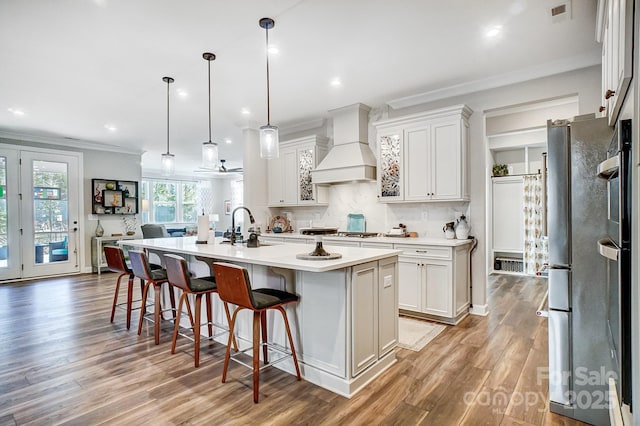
[[120, 236, 401, 397], [260, 233, 474, 324]]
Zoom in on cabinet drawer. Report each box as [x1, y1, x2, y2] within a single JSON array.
[[395, 245, 451, 260]]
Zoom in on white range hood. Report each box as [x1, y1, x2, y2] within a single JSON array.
[[311, 103, 377, 184]]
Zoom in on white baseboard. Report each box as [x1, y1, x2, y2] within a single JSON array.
[[469, 304, 489, 316]]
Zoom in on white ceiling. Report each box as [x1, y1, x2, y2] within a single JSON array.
[[0, 0, 599, 176]]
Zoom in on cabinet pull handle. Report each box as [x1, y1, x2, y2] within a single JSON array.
[[599, 105, 606, 112], [605, 89, 616, 99], [416, 250, 428, 253]]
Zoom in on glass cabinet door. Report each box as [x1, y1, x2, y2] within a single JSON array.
[[378, 133, 402, 200], [298, 148, 315, 203]]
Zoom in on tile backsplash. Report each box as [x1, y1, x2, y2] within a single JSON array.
[[270, 181, 470, 238]]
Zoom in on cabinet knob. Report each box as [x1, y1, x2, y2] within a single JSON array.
[[599, 105, 606, 112], [605, 89, 616, 99]]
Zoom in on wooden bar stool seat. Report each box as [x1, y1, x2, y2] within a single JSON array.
[[128, 250, 176, 345], [163, 254, 237, 367], [213, 261, 301, 403]]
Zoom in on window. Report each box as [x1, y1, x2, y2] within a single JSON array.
[[181, 182, 197, 222], [153, 182, 176, 223], [142, 179, 198, 224]]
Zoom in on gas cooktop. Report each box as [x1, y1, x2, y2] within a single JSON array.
[[333, 232, 379, 238]]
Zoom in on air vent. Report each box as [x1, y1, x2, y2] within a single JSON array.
[[551, 4, 566, 16], [551, 1, 572, 22]]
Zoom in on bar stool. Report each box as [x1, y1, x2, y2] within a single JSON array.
[[213, 262, 301, 403], [163, 254, 237, 367], [129, 250, 176, 345], [105, 245, 143, 330]]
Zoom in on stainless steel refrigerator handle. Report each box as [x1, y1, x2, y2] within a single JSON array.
[[596, 156, 619, 179], [597, 238, 619, 261], [536, 289, 549, 317]]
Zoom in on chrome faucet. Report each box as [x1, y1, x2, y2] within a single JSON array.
[[230, 206, 255, 245]]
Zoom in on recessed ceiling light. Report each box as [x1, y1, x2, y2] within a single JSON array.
[[241, 108, 251, 115], [225, 138, 232, 144], [485, 26, 502, 38], [177, 89, 188, 97], [330, 77, 342, 86], [104, 124, 117, 131], [268, 44, 279, 54], [8, 108, 25, 116]]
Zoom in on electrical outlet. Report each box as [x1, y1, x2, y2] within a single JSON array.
[[421, 210, 428, 220], [383, 275, 393, 288]]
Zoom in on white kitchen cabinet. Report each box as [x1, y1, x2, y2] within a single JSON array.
[[267, 135, 329, 207], [268, 148, 297, 205], [361, 242, 393, 249], [351, 261, 378, 376], [422, 260, 452, 317], [396, 244, 469, 324], [598, 0, 633, 125], [377, 257, 398, 357], [326, 240, 361, 248], [351, 258, 398, 377], [374, 104, 471, 203], [398, 258, 422, 311]]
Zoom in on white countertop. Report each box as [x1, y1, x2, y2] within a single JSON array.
[[120, 236, 401, 273], [259, 232, 473, 247]]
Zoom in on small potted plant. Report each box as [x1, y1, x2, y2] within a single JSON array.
[[492, 163, 509, 177]]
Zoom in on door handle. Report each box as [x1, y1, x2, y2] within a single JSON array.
[[597, 238, 619, 261], [536, 290, 549, 317]]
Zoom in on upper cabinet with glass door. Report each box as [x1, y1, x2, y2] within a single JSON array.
[[374, 105, 472, 203], [267, 135, 329, 207], [91, 179, 139, 215]]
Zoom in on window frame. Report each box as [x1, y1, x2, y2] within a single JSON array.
[[142, 178, 198, 224]]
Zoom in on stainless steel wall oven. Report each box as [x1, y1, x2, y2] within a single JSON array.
[[596, 118, 632, 409]]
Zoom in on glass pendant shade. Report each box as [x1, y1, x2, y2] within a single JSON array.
[[259, 124, 279, 159], [161, 153, 175, 176], [201, 141, 218, 169]]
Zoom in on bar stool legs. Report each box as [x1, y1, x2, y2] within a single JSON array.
[[137, 280, 176, 345], [110, 271, 131, 327], [222, 305, 301, 403]]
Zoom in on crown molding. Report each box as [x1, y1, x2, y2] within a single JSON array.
[[280, 118, 326, 136], [0, 130, 143, 155], [387, 50, 601, 110]]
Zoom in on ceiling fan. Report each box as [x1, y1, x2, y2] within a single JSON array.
[[217, 159, 243, 173], [194, 159, 243, 175]]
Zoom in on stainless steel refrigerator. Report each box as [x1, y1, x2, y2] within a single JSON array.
[[547, 115, 614, 425]]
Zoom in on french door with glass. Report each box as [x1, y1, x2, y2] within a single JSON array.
[[0, 146, 81, 280]]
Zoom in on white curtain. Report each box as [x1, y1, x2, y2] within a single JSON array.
[[523, 175, 545, 274]]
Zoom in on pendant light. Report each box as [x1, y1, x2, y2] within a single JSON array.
[[201, 52, 219, 169], [161, 76, 175, 177], [259, 17, 279, 159]]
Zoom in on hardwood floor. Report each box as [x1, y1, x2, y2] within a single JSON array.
[[0, 273, 588, 425]]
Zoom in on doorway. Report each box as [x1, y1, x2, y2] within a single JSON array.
[[0, 146, 81, 280]]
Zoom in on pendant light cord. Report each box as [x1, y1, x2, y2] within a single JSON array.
[[208, 58, 212, 142], [166, 79, 170, 154], [265, 25, 271, 126]]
